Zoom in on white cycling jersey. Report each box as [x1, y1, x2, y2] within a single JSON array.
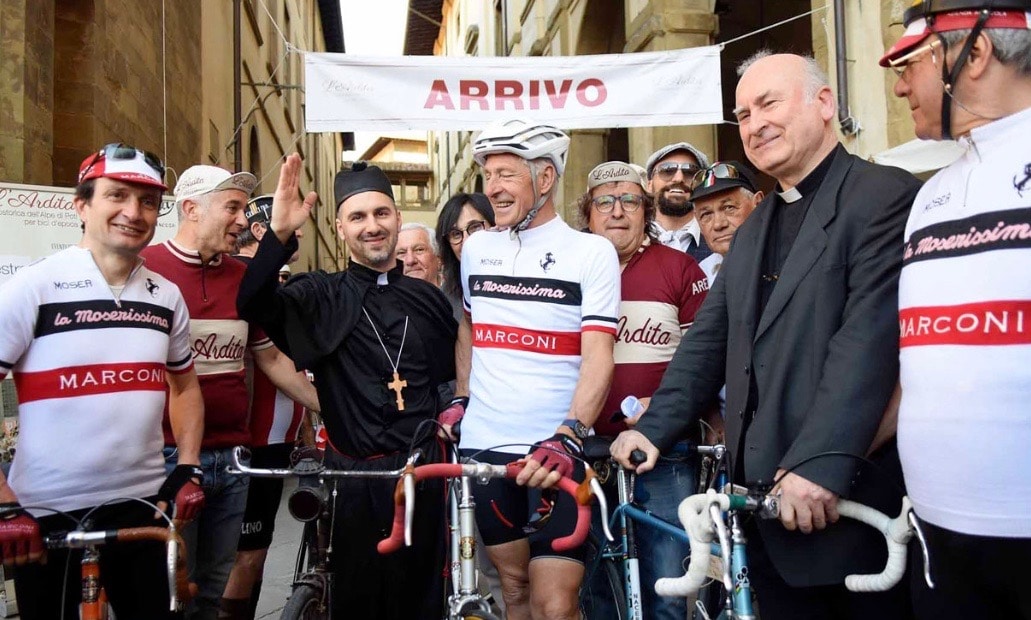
[[0, 247, 194, 513], [898, 106, 1031, 537], [459, 216, 620, 454]]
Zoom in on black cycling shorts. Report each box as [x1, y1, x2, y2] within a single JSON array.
[[459, 449, 585, 563], [237, 443, 294, 551]]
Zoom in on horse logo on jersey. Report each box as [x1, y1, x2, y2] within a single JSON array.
[[1015, 163, 1031, 197], [539, 252, 556, 273], [145, 278, 160, 297]]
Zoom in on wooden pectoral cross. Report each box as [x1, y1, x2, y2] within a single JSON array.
[[387, 371, 407, 411]]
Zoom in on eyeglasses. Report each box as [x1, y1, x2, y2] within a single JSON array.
[[691, 162, 745, 190], [888, 39, 941, 78], [79, 142, 167, 183], [652, 162, 702, 182], [446, 220, 487, 245], [591, 193, 644, 214]]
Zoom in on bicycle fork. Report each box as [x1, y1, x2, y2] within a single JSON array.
[[616, 470, 644, 620]]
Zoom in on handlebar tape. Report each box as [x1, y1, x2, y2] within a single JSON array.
[[376, 462, 592, 554], [838, 497, 914, 592], [655, 490, 730, 597]]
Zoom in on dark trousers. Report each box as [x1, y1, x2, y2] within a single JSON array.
[[911, 519, 1031, 619], [745, 520, 914, 620], [13, 498, 178, 620], [325, 445, 447, 620]]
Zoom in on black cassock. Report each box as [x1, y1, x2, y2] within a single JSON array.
[[238, 232, 457, 619]]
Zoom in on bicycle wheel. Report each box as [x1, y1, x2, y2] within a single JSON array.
[[280, 584, 327, 620], [579, 532, 627, 620]]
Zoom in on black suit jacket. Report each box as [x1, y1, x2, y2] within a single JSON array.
[[636, 147, 921, 586]]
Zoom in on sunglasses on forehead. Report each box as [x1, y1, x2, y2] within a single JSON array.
[[78, 142, 167, 183], [690, 162, 745, 190], [652, 161, 702, 181]]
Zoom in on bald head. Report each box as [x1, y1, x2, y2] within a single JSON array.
[[733, 53, 838, 188]]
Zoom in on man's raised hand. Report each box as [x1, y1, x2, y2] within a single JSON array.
[[271, 153, 318, 243]]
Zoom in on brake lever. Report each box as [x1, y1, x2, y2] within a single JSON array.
[[403, 469, 416, 547], [907, 509, 935, 589], [589, 477, 614, 542]]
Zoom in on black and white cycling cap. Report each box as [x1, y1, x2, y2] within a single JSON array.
[[472, 119, 571, 176]]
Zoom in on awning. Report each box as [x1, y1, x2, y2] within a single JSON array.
[[871, 138, 965, 175]]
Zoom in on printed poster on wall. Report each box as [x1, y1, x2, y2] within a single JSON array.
[[0, 182, 177, 286]]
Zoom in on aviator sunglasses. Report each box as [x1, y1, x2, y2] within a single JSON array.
[[691, 162, 745, 190], [78, 142, 167, 184]]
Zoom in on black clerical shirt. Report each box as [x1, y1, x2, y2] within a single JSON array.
[[237, 233, 458, 458], [757, 145, 841, 317]]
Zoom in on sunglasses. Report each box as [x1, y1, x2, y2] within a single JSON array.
[[591, 193, 644, 214], [888, 39, 941, 78], [691, 162, 746, 190], [652, 162, 702, 182], [447, 220, 486, 245], [79, 142, 167, 183]]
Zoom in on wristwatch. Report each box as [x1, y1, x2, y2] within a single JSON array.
[[560, 418, 589, 441]]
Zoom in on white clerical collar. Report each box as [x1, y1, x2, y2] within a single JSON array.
[[377, 272, 389, 286], [778, 187, 803, 203]]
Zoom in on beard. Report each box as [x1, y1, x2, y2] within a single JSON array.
[[657, 191, 694, 217]]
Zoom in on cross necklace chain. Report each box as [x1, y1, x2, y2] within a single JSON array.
[[362, 307, 409, 411]]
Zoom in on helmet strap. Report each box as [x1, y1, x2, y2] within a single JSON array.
[[514, 161, 551, 233], [934, 6, 993, 140]]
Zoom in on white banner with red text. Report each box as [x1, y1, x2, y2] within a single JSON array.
[[0, 182, 177, 286], [303, 46, 723, 132]]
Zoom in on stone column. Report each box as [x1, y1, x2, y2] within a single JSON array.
[[0, 0, 55, 185], [625, 0, 719, 167], [560, 128, 606, 225]]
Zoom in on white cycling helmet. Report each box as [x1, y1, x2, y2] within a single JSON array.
[[472, 119, 570, 177]]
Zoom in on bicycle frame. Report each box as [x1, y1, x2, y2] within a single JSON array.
[[444, 466, 495, 619], [228, 446, 416, 619], [43, 525, 192, 620], [594, 466, 759, 620]]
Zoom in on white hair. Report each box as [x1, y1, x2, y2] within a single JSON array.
[[399, 222, 440, 256], [737, 50, 829, 103], [939, 28, 1031, 77]]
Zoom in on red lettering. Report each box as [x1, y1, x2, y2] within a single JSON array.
[[575, 78, 607, 107], [544, 80, 573, 108], [424, 80, 455, 110], [529, 80, 540, 110], [460, 80, 490, 110], [495, 80, 524, 111]]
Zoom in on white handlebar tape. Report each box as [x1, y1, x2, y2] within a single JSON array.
[[655, 490, 730, 597], [838, 496, 914, 592]]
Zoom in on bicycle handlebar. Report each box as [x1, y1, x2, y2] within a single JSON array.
[[376, 462, 595, 555], [45, 526, 194, 612], [836, 496, 915, 592], [227, 446, 413, 479], [656, 491, 924, 598]]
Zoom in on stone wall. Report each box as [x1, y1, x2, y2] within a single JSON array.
[[2, 0, 201, 187]]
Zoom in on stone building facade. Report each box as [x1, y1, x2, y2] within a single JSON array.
[[407, 0, 926, 221], [0, 0, 347, 271]]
